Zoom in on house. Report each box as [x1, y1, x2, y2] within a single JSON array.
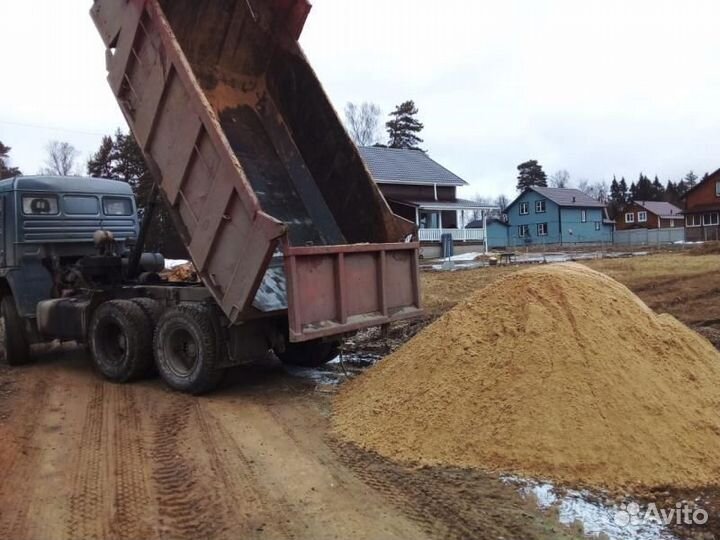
[[504, 186, 614, 246], [359, 147, 495, 253], [682, 168, 720, 242], [467, 218, 510, 250], [616, 201, 684, 230]]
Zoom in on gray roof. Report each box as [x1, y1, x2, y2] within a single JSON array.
[[359, 147, 468, 186], [0, 176, 134, 195], [529, 186, 606, 208], [634, 201, 683, 219]]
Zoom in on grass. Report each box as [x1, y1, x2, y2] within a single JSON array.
[[421, 252, 720, 315]]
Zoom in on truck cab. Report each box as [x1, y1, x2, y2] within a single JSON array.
[[0, 176, 142, 360]]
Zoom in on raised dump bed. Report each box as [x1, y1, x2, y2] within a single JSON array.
[[90, 0, 422, 341]]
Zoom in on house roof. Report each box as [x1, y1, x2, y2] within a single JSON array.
[[506, 186, 606, 211], [389, 198, 496, 211], [682, 168, 720, 199], [467, 218, 509, 229], [633, 201, 683, 219], [529, 186, 606, 207], [359, 146, 468, 187]]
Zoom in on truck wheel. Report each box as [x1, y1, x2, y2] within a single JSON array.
[[153, 304, 225, 394], [278, 340, 340, 368], [0, 296, 31, 366], [89, 300, 154, 383], [131, 297, 164, 327]]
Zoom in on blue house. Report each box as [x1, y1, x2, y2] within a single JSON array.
[[504, 187, 614, 246], [467, 218, 510, 249]]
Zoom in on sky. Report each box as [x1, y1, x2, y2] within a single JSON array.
[[1, 0, 719, 200]]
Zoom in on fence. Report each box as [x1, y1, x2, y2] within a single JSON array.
[[418, 228, 485, 242], [613, 227, 685, 246]]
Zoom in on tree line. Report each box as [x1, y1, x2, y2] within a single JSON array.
[[512, 159, 706, 217]]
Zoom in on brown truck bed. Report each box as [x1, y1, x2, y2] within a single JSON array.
[[91, 0, 422, 341]]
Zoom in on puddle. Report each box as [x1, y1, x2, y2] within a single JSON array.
[[505, 477, 678, 540]]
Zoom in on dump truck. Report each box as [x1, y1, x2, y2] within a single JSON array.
[[0, 0, 423, 394]]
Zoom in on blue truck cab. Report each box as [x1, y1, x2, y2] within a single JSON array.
[[0, 176, 139, 315]]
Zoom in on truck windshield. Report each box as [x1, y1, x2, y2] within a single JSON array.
[[22, 195, 59, 215], [103, 197, 133, 216]]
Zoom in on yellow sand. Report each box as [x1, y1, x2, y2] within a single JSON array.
[[333, 263, 720, 491]]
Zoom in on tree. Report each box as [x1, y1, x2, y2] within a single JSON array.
[[0, 142, 21, 179], [684, 170, 699, 188], [631, 173, 654, 201], [652, 176, 664, 200], [496, 194, 510, 211], [516, 160, 547, 191], [578, 179, 608, 203], [386, 101, 424, 150], [618, 177, 628, 204], [549, 169, 571, 188], [41, 141, 80, 176], [88, 130, 187, 258], [344, 102, 382, 147]]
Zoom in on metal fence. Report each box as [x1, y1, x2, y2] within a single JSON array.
[[613, 227, 685, 246]]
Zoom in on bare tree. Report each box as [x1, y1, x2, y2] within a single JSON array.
[[550, 169, 571, 188], [41, 141, 80, 176], [577, 179, 609, 203], [495, 194, 510, 211], [344, 102, 382, 147]]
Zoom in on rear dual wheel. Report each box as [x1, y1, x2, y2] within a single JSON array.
[[153, 304, 226, 395], [89, 300, 155, 383]]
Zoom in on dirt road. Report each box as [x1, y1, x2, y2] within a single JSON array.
[[0, 346, 578, 540], [0, 346, 431, 540]]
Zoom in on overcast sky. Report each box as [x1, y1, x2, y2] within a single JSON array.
[[1, 0, 718, 200]]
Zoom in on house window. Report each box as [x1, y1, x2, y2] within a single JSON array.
[[638, 211, 648, 223], [535, 200, 546, 213], [703, 212, 719, 226], [716, 181, 720, 197], [625, 213, 635, 223], [686, 215, 701, 227], [537, 223, 548, 236], [595, 222, 601, 231], [581, 210, 587, 223], [519, 202, 529, 215], [518, 225, 530, 237]]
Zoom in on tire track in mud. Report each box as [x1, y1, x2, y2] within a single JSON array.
[[107, 385, 154, 540], [193, 401, 303, 539], [0, 377, 49, 540], [332, 441, 491, 540], [66, 382, 107, 540], [150, 396, 228, 539]]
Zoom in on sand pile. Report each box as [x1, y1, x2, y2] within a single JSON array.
[[333, 263, 720, 491]]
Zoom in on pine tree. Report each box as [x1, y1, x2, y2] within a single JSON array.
[[0, 141, 22, 180], [609, 176, 622, 218], [619, 177, 629, 204], [684, 170, 699, 188], [652, 176, 664, 201], [665, 180, 680, 206], [633, 174, 654, 201], [386, 101, 424, 150], [516, 160, 548, 191], [87, 130, 187, 258]]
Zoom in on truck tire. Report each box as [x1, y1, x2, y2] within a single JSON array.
[[153, 304, 225, 394], [0, 296, 31, 366], [278, 340, 340, 368], [89, 300, 154, 383], [131, 297, 164, 327]]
